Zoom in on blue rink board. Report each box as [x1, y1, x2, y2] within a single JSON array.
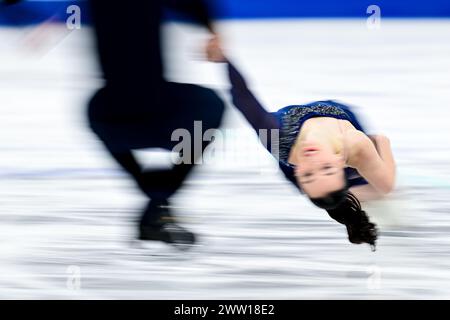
[[0, 0, 450, 25]]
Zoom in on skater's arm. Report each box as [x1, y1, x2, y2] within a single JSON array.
[[227, 62, 279, 132], [349, 184, 384, 202], [206, 36, 279, 143], [369, 134, 396, 172], [352, 134, 396, 195]]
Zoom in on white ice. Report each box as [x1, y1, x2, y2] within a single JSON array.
[[0, 19, 450, 299]]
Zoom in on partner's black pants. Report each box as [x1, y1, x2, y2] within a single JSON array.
[[88, 82, 224, 206], [87, 0, 223, 223]]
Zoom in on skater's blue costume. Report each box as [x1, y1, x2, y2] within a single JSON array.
[[227, 62, 369, 191]]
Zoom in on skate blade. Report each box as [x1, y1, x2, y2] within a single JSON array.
[[128, 236, 203, 254]]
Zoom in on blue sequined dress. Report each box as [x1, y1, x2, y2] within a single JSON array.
[[227, 62, 369, 191]]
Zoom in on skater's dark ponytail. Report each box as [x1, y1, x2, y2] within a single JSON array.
[[312, 191, 378, 250], [309, 187, 348, 210]]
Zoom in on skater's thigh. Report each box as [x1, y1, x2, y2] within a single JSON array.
[[133, 83, 225, 150], [88, 83, 225, 152], [163, 82, 225, 131]]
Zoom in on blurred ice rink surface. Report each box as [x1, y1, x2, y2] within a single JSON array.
[[1, 19, 450, 299]]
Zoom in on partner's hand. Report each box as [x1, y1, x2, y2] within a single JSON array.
[[206, 36, 227, 63]]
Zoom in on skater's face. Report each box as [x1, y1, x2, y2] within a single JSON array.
[[295, 142, 346, 198]]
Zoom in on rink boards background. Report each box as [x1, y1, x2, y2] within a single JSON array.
[[0, 19, 450, 298], [1, 0, 450, 26]]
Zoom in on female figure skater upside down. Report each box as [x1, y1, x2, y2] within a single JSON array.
[[206, 37, 396, 250]]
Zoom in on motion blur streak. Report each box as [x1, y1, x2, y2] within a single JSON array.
[[0, 19, 450, 298]]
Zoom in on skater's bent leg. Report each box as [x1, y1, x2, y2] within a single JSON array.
[[138, 84, 226, 225], [87, 83, 225, 244], [107, 149, 143, 180], [139, 163, 195, 201], [100, 144, 194, 203]]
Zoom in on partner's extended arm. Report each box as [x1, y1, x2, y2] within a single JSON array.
[[227, 62, 280, 132]]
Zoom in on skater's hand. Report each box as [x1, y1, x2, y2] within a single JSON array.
[[206, 36, 227, 63]]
